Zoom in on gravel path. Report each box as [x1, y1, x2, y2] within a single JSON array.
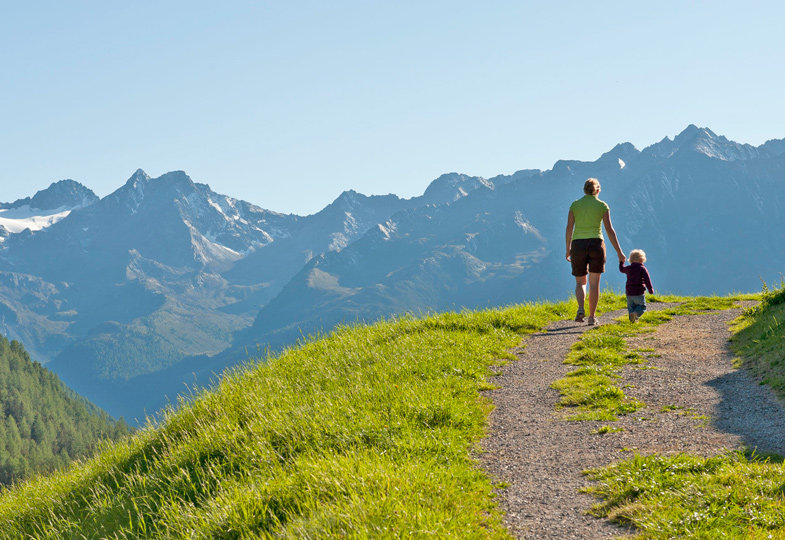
[[480, 303, 785, 539]]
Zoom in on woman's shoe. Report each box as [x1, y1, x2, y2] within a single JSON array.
[[586, 316, 598, 326], [575, 309, 585, 322]]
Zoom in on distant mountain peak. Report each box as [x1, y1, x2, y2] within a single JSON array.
[[0, 180, 97, 239], [675, 123, 702, 138], [1, 179, 98, 211], [114, 170, 199, 214], [643, 124, 761, 161], [674, 124, 720, 145], [759, 137, 785, 156], [124, 169, 196, 193], [421, 173, 493, 204], [599, 142, 640, 165], [154, 170, 195, 192], [335, 189, 361, 202], [160, 169, 189, 179], [324, 190, 368, 214], [125, 168, 151, 186]]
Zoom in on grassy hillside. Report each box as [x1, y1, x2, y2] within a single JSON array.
[[10, 288, 777, 538], [731, 280, 785, 396], [0, 295, 629, 538], [0, 335, 130, 486]]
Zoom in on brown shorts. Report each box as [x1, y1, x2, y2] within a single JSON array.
[[570, 238, 606, 276]]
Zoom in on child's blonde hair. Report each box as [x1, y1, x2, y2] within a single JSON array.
[[629, 249, 646, 263]]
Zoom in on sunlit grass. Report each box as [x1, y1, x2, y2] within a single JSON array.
[[593, 425, 624, 435], [731, 280, 785, 397], [584, 451, 785, 538], [0, 301, 578, 538]]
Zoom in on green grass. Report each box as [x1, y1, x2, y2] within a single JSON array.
[[731, 280, 785, 397], [552, 295, 750, 422], [659, 404, 684, 412], [584, 451, 785, 538], [0, 300, 581, 539], [648, 292, 760, 304], [593, 425, 624, 435], [551, 324, 646, 421]]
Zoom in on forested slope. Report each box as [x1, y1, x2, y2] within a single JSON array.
[[0, 335, 130, 485]]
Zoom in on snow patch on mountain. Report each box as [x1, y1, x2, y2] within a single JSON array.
[[377, 220, 397, 240], [513, 211, 545, 242], [207, 197, 230, 220], [0, 205, 77, 238], [184, 220, 243, 270]]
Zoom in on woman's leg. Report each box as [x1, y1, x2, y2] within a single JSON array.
[[588, 272, 602, 317], [575, 275, 587, 315]]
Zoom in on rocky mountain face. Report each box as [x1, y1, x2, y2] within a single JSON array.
[[1, 125, 782, 420]]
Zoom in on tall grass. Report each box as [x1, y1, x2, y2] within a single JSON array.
[[0, 300, 579, 538], [585, 451, 785, 538], [731, 279, 785, 397]]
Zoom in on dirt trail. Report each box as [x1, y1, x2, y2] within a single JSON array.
[[480, 303, 785, 539]]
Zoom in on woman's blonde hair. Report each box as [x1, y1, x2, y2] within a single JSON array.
[[629, 249, 646, 263], [583, 177, 601, 195]]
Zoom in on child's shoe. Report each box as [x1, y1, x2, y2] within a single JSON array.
[[575, 309, 585, 322], [629, 312, 638, 323]]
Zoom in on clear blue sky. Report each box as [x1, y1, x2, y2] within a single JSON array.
[[2, 1, 782, 214]]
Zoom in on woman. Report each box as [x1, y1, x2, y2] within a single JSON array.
[[565, 177, 625, 325]]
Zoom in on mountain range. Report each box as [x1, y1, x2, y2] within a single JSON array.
[[1, 125, 783, 420]]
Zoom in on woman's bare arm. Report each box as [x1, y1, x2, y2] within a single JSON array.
[[565, 210, 575, 261], [602, 211, 625, 262]]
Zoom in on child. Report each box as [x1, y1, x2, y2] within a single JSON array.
[[619, 249, 654, 322]]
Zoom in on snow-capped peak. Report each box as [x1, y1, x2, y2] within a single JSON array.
[[643, 125, 762, 161], [0, 179, 98, 241]]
